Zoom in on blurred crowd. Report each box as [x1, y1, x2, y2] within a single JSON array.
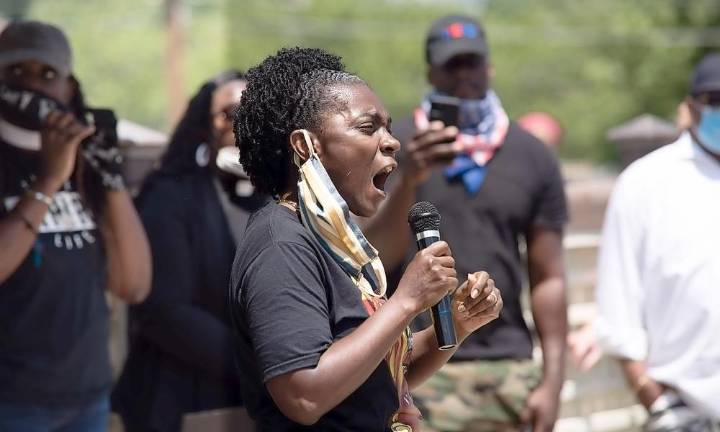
[[0, 13, 718, 432]]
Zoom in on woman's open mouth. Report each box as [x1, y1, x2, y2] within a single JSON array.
[[372, 164, 396, 193]]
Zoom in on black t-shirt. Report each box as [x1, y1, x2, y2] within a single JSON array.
[[0, 143, 111, 406], [393, 119, 568, 361], [229, 202, 397, 431], [112, 173, 268, 432]]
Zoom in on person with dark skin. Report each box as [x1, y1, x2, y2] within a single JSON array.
[[0, 20, 150, 431], [364, 16, 568, 432], [0, 25, 151, 297], [112, 70, 266, 432], [229, 47, 503, 431]]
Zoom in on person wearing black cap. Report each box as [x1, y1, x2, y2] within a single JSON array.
[[365, 15, 568, 432], [592, 53, 720, 431], [0, 20, 151, 430]]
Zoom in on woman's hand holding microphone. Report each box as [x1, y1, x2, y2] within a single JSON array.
[[394, 241, 458, 317], [392, 242, 502, 338]]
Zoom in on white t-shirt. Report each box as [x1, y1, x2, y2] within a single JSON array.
[[595, 132, 720, 418]]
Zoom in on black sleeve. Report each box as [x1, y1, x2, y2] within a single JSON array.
[[134, 181, 238, 380], [531, 148, 568, 230], [239, 241, 333, 383]]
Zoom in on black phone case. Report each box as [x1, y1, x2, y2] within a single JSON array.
[[83, 108, 118, 149], [428, 95, 460, 127]]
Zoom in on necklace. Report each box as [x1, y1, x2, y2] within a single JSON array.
[[277, 198, 298, 211]]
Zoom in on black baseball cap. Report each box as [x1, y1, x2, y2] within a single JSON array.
[[690, 53, 720, 95], [0, 20, 73, 76], [425, 15, 487, 66]]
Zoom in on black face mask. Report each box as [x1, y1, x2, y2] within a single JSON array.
[[0, 83, 70, 150], [0, 83, 70, 129]]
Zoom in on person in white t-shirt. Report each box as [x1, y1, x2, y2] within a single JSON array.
[[595, 53, 720, 432]]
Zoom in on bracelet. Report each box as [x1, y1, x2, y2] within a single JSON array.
[[27, 189, 53, 206], [17, 211, 38, 234], [102, 173, 126, 191]]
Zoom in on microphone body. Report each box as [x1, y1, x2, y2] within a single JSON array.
[[408, 202, 457, 351]]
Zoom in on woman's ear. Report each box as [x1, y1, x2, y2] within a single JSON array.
[[289, 129, 320, 163]]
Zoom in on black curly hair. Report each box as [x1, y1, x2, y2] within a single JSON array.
[[234, 47, 365, 197]]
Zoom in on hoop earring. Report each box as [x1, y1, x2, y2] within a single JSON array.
[[195, 143, 210, 167]]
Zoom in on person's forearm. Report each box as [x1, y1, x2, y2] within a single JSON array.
[[620, 359, 665, 409], [0, 178, 60, 283], [362, 173, 417, 269], [102, 189, 151, 303], [531, 276, 567, 393], [405, 325, 462, 389], [268, 296, 415, 425]]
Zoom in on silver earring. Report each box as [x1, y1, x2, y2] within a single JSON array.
[[195, 143, 210, 167]]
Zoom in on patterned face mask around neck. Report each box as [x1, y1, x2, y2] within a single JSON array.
[[293, 130, 387, 298]]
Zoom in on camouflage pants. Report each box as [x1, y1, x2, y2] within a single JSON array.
[[413, 359, 541, 432]]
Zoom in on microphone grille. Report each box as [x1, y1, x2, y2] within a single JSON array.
[[408, 201, 440, 232]]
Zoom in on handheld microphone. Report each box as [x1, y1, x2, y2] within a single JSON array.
[[408, 201, 457, 350]]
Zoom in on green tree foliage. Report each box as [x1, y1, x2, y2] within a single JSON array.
[[6, 0, 718, 162], [485, 0, 720, 160], [11, 0, 230, 130], [228, 0, 489, 142], [228, 0, 720, 161], [0, 0, 29, 18]]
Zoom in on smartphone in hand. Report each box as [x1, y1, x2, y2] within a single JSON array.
[[83, 108, 118, 149], [428, 94, 460, 127]]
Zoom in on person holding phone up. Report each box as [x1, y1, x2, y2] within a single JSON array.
[[364, 15, 569, 432], [0, 20, 151, 431]]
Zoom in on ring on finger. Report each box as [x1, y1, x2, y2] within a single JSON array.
[[490, 291, 500, 306], [487, 292, 497, 306]]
